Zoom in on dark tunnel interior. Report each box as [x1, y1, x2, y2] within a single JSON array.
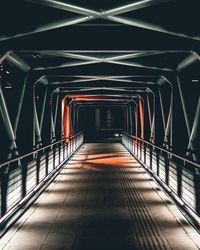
[[78, 106, 125, 142]]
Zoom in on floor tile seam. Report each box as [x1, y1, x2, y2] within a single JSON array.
[[38, 163, 84, 250], [121, 147, 173, 248], [119, 169, 167, 250]]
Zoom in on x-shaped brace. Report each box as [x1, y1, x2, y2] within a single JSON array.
[[0, 0, 199, 41]]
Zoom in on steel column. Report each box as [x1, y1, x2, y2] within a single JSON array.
[[39, 87, 48, 132], [33, 86, 42, 148], [8, 74, 29, 159], [176, 73, 191, 138], [187, 97, 200, 161], [158, 89, 166, 133], [0, 78, 18, 159], [163, 86, 173, 150]]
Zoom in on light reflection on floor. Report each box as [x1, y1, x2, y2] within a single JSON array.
[[1, 143, 199, 250]]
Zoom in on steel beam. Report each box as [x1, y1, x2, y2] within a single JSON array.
[[54, 94, 59, 129], [26, 0, 100, 16], [102, 0, 171, 16], [177, 52, 199, 71], [150, 92, 155, 142], [13, 75, 29, 134], [158, 89, 166, 132], [146, 94, 153, 140], [33, 60, 98, 70], [106, 60, 173, 71], [6, 52, 30, 72], [37, 51, 101, 62], [33, 86, 42, 148], [0, 79, 18, 159], [176, 73, 191, 137], [40, 87, 48, 132], [164, 86, 173, 150], [7, 75, 29, 159], [186, 97, 200, 161], [106, 16, 200, 41], [105, 51, 168, 61], [0, 17, 95, 42]]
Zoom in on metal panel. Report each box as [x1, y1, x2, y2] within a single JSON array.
[[7, 168, 22, 210], [169, 161, 178, 194], [182, 168, 196, 210]]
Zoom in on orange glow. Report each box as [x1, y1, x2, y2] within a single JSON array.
[[62, 98, 73, 141], [68, 95, 119, 101], [61, 94, 128, 139], [83, 165, 103, 172]]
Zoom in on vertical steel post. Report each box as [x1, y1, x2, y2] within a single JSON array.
[[147, 95, 152, 138], [50, 91, 57, 142], [54, 94, 59, 130], [139, 97, 144, 139], [0, 77, 18, 159], [158, 89, 166, 133], [125, 106, 129, 133], [7, 74, 28, 159], [33, 85, 42, 148], [14, 74, 28, 134], [135, 103, 138, 137], [176, 73, 191, 137], [39, 87, 48, 132], [150, 92, 155, 143], [164, 86, 173, 150], [129, 104, 133, 135], [187, 97, 200, 161]]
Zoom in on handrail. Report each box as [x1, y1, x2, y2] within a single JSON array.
[[0, 131, 84, 234], [123, 132, 200, 169], [0, 132, 83, 169]]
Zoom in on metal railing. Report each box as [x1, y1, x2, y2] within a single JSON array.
[[122, 133, 200, 227], [0, 132, 83, 229]]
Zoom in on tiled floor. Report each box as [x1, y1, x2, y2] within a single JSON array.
[[1, 143, 199, 250]]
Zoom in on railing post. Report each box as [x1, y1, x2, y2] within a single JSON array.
[[53, 144, 56, 169], [63, 141, 65, 160], [0, 169, 8, 216], [149, 145, 153, 170], [165, 155, 169, 185], [36, 152, 40, 184], [58, 142, 61, 164], [195, 168, 200, 215], [45, 148, 49, 176], [144, 142, 146, 165], [156, 149, 160, 177], [177, 163, 182, 198]]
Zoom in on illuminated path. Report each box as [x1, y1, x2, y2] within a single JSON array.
[[1, 144, 199, 250]]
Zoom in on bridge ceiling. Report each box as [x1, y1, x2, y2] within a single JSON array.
[[0, 1, 199, 99], [0, 0, 199, 50]]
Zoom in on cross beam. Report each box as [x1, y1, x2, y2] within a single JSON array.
[[0, 0, 198, 42]]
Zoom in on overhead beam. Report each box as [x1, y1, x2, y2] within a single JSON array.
[[34, 51, 171, 62], [104, 51, 168, 61], [102, 0, 171, 16], [106, 59, 174, 71], [33, 60, 98, 70], [177, 52, 200, 71], [106, 16, 200, 41], [26, 0, 100, 16], [6, 52, 30, 72], [37, 51, 102, 61], [50, 78, 101, 85], [0, 16, 95, 42]]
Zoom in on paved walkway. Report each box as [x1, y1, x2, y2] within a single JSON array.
[[1, 143, 199, 250]]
